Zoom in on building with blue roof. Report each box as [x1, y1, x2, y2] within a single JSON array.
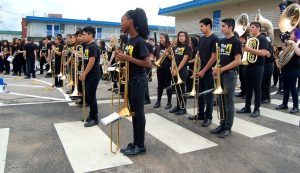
[[22, 16, 175, 41]]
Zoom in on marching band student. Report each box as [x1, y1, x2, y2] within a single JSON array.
[[188, 18, 219, 127], [107, 36, 118, 91], [210, 18, 242, 138], [51, 36, 64, 87], [236, 22, 269, 118], [116, 8, 151, 156], [24, 38, 37, 79], [168, 31, 191, 115], [39, 38, 48, 75], [11, 38, 20, 76], [276, 29, 300, 114], [2, 40, 11, 75], [79, 26, 101, 127], [153, 33, 172, 109], [186, 36, 199, 95]]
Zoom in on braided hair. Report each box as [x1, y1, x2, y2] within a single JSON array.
[[125, 8, 149, 39]]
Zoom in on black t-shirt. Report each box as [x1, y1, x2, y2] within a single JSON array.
[[53, 44, 63, 59], [173, 44, 192, 67], [153, 45, 172, 69], [265, 42, 274, 64], [84, 41, 100, 77], [107, 46, 116, 63], [127, 36, 149, 77], [41, 44, 47, 56], [283, 44, 300, 70], [11, 45, 19, 56], [24, 43, 37, 58], [219, 36, 242, 69], [198, 34, 219, 70], [250, 34, 269, 66]]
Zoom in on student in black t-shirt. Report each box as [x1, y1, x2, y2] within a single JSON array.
[[1, 40, 11, 75], [79, 26, 101, 127], [169, 31, 191, 115], [115, 8, 151, 156], [39, 38, 48, 75], [186, 36, 199, 94], [51, 36, 63, 86], [45, 35, 54, 77], [24, 38, 37, 79], [188, 18, 219, 127], [261, 37, 275, 104], [236, 22, 269, 117], [11, 38, 20, 76], [153, 33, 173, 109], [210, 18, 242, 138], [276, 29, 300, 114]]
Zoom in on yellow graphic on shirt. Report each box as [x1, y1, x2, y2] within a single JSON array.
[[175, 47, 185, 56], [55, 47, 59, 52], [128, 45, 134, 57], [84, 49, 89, 59], [220, 43, 232, 56]]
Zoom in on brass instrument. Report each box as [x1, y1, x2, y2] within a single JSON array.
[[154, 38, 177, 67], [213, 43, 225, 120], [255, 9, 274, 41], [278, 3, 300, 68], [168, 49, 186, 109], [102, 51, 111, 80], [66, 47, 75, 87], [235, 13, 250, 37], [69, 45, 84, 100], [244, 37, 260, 64]]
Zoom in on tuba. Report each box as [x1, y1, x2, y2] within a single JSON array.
[[235, 13, 250, 37], [235, 13, 250, 65], [278, 3, 300, 68], [255, 9, 274, 41]]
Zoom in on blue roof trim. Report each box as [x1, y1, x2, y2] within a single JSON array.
[[158, 0, 224, 15], [25, 16, 175, 31]]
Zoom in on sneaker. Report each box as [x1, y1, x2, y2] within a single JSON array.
[[123, 145, 146, 157], [218, 129, 231, 138], [289, 107, 299, 114], [165, 103, 172, 109], [236, 107, 251, 113], [210, 126, 224, 134]]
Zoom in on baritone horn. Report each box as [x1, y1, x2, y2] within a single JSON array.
[[278, 3, 300, 68]]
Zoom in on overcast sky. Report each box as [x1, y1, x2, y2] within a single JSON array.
[[0, 0, 189, 31]]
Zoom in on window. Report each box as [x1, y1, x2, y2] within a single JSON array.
[[54, 25, 60, 36], [96, 28, 102, 39], [46, 25, 52, 37], [60, 24, 65, 34], [213, 10, 221, 31]]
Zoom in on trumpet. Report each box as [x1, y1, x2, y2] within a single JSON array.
[[154, 38, 177, 67]]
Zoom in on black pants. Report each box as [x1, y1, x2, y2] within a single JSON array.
[[55, 57, 62, 86], [129, 74, 147, 148], [245, 65, 264, 110], [238, 65, 246, 95], [4, 56, 10, 74], [40, 56, 46, 74], [157, 67, 172, 104], [145, 68, 151, 102], [186, 64, 193, 93], [12, 57, 18, 75], [273, 62, 279, 86], [26, 57, 36, 77], [21, 57, 27, 75], [198, 71, 214, 119], [0, 58, 3, 73], [86, 75, 100, 121], [282, 68, 300, 108], [173, 67, 187, 110], [262, 63, 274, 100]]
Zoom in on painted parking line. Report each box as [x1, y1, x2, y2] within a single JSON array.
[[127, 113, 218, 154], [6, 92, 65, 101], [271, 99, 293, 108], [54, 121, 132, 173], [0, 128, 9, 173], [235, 103, 300, 126], [187, 109, 276, 138]]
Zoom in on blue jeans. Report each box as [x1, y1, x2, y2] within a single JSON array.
[[85, 75, 100, 121], [129, 73, 147, 148], [282, 69, 300, 108]]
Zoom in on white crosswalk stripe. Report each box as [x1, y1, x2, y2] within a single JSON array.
[[54, 122, 132, 173], [127, 113, 218, 154], [0, 128, 9, 173], [187, 109, 276, 138], [271, 99, 294, 108], [235, 103, 300, 126]]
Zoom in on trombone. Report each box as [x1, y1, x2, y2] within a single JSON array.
[[69, 45, 84, 101], [185, 51, 201, 121], [213, 43, 225, 120], [167, 50, 186, 109]]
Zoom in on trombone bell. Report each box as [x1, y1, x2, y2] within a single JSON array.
[[118, 106, 131, 117]]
